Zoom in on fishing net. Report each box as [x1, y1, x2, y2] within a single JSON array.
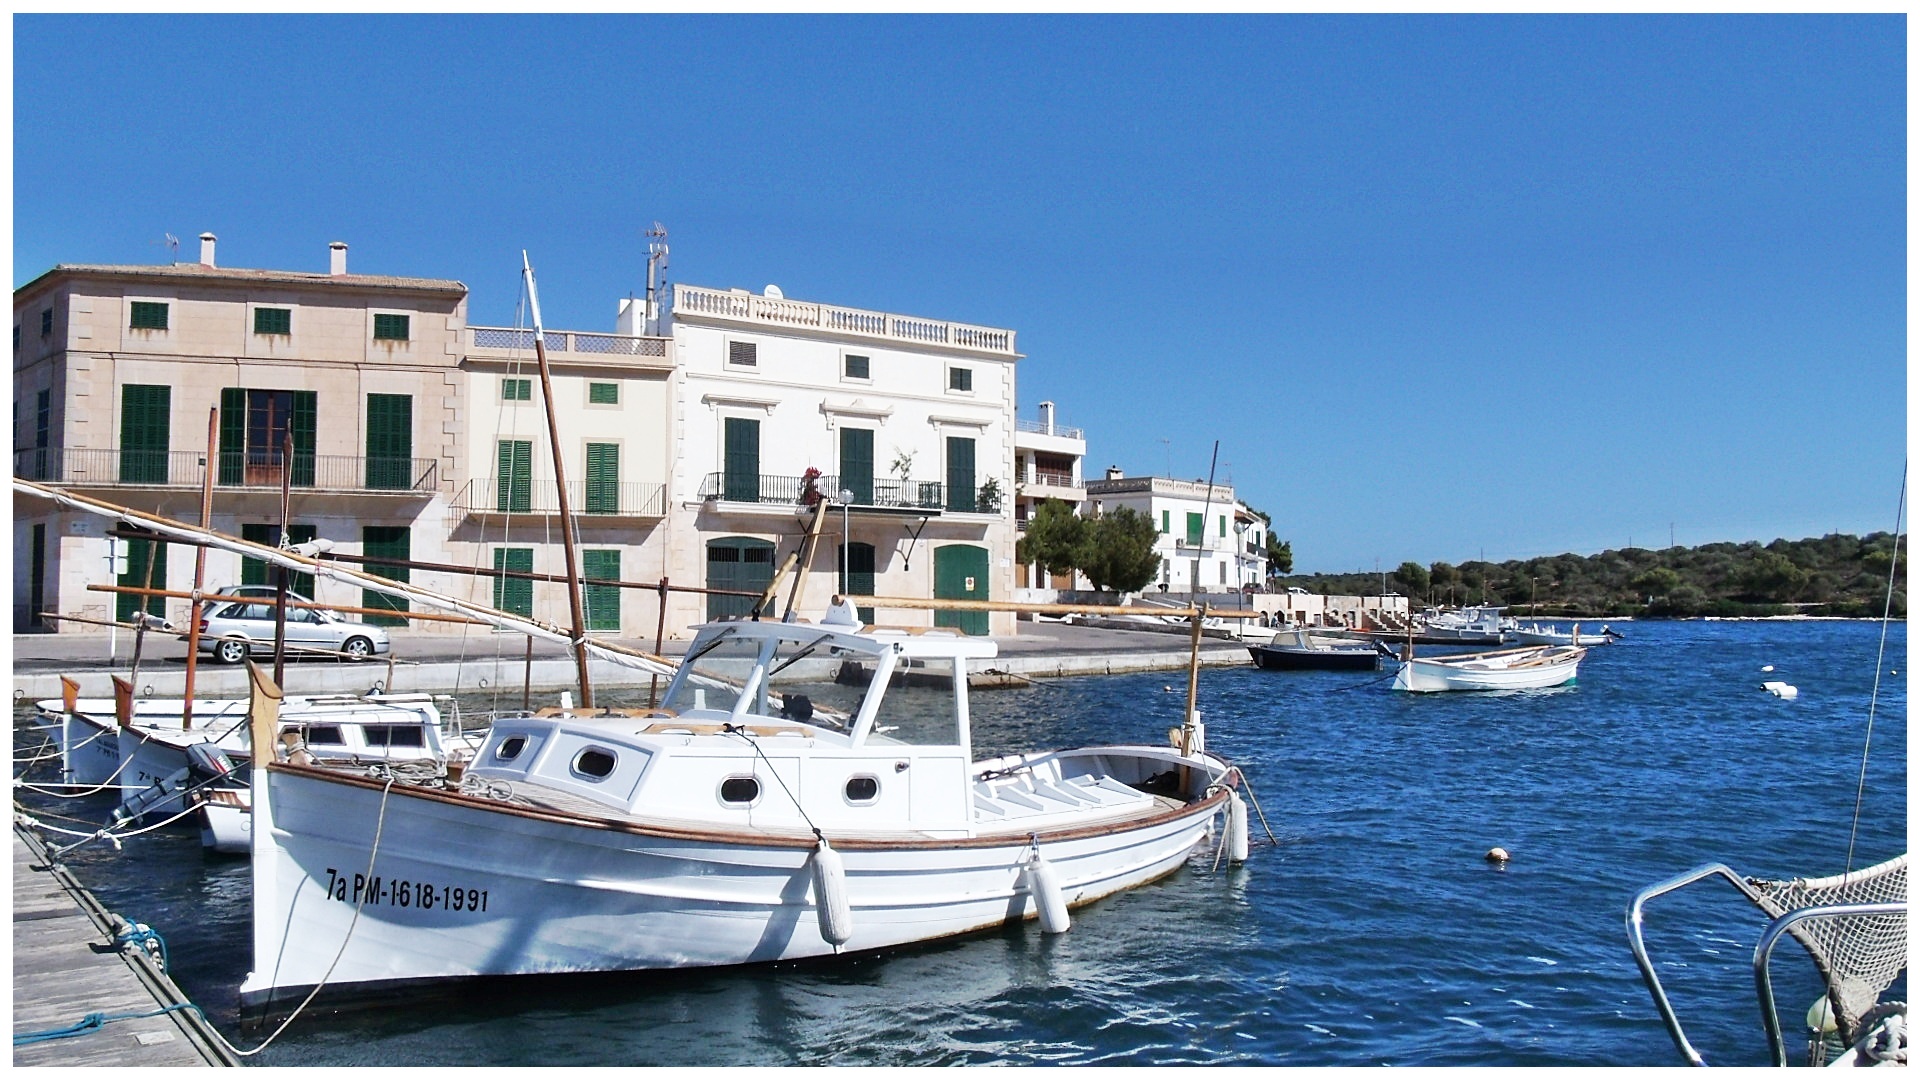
[[1746, 853, 1907, 1047]]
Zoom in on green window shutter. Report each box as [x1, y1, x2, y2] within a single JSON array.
[[587, 382, 618, 405], [585, 442, 619, 513], [128, 301, 168, 330], [946, 437, 976, 512], [502, 378, 531, 401], [116, 533, 169, 622], [29, 524, 45, 628], [366, 394, 413, 490], [844, 354, 869, 379], [254, 307, 291, 335], [218, 387, 246, 484], [361, 526, 411, 625], [723, 418, 760, 502], [118, 384, 171, 484], [948, 367, 972, 391], [1186, 512, 1203, 546], [241, 523, 316, 595], [1220, 515, 1228, 539], [373, 313, 410, 340], [839, 428, 873, 504], [497, 440, 532, 512], [1161, 510, 1169, 534], [583, 549, 620, 631], [290, 390, 317, 486], [493, 547, 534, 617]]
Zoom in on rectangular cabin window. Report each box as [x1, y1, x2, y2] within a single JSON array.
[[304, 725, 345, 746]]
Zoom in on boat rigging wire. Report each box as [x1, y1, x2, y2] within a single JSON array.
[[1845, 462, 1904, 874]]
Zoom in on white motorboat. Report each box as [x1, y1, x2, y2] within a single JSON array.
[[239, 617, 1248, 1008], [1506, 621, 1619, 647], [32, 684, 453, 824], [1389, 643, 1585, 692], [1412, 605, 1514, 645]]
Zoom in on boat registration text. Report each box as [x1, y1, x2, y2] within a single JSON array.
[[320, 868, 490, 913]]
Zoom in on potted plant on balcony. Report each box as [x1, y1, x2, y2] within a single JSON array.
[[799, 466, 824, 508], [976, 477, 1003, 514]]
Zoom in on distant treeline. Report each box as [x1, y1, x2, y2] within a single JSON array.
[[1278, 532, 1906, 619]]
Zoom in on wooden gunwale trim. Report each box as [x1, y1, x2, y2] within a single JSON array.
[[264, 762, 1235, 851]]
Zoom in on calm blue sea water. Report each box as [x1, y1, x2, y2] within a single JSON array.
[[14, 619, 1906, 1066]]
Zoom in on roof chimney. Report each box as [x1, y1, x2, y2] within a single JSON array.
[[1106, 465, 1124, 480], [1038, 400, 1055, 435], [329, 241, 348, 276], [199, 232, 216, 267]]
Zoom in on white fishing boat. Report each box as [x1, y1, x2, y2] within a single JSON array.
[[1505, 621, 1619, 647], [1389, 643, 1585, 692], [1414, 605, 1515, 644], [239, 617, 1248, 1007]]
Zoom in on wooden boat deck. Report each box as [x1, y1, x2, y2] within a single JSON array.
[[12, 824, 237, 1067]]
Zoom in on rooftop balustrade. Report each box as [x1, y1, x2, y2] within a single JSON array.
[[674, 284, 1016, 356]]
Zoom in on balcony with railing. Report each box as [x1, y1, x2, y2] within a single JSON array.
[[674, 284, 1017, 356], [698, 472, 975, 513], [454, 477, 669, 519], [14, 448, 439, 494], [1016, 416, 1085, 441], [466, 325, 673, 369]]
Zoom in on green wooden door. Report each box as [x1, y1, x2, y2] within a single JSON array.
[[934, 543, 989, 635], [241, 523, 316, 596], [361, 526, 410, 625], [706, 537, 775, 620], [116, 531, 168, 622], [723, 418, 760, 502], [218, 387, 246, 484], [366, 394, 413, 490], [945, 437, 975, 512], [585, 443, 619, 514], [494, 548, 533, 616], [583, 548, 620, 630], [838, 541, 876, 625], [119, 385, 171, 484], [497, 440, 532, 512], [839, 428, 873, 504], [290, 390, 316, 486]]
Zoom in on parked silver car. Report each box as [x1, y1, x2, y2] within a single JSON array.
[[189, 589, 391, 664]]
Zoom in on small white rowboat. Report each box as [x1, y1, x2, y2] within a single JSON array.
[[1391, 643, 1586, 693]]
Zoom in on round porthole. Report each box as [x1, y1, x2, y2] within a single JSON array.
[[844, 775, 879, 804], [719, 776, 760, 806], [494, 735, 527, 762], [573, 748, 617, 779]]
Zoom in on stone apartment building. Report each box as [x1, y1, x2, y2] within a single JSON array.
[[12, 235, 469, 632]]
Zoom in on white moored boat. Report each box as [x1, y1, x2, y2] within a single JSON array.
[[1505, 621, 1619, 647], [1390, 643, 1586, 692], [240, 617, 1247, 1008]]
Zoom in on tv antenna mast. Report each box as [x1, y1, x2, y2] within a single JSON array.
[[160, 233, 179, 263], [644, 222, 669, 335]]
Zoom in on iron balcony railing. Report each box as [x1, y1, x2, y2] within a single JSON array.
[[456, 477, 668, 518], [1016, 417, 1085, 440], [14, 448, 439, 493], [698, 472, 964, 512]]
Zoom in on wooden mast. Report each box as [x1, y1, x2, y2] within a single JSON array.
[[522, 253, 595, 708], [179, 406, 218, 729]]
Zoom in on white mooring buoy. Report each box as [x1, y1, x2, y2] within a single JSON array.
[[1762, 681, 1799, 700], [810, 837, 853, 948], [1024, 850, 1071, 934], [1486, 846, 1511, 864]]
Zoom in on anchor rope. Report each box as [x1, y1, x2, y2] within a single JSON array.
[[1846, 463, 1904, 874]]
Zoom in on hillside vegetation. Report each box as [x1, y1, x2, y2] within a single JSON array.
[[1278, 532, 1905, 619]]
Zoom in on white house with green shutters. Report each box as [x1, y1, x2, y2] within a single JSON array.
[[11, 236, 470, 633], [661, 283, 1021, 636], [1083, 468, 1268, 596]]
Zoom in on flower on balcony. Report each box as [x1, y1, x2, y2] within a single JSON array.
[[800, 466, 824, 507]]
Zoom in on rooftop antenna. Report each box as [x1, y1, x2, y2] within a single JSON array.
[[160, 233, 179, 263], [645, 222, 669, 335]]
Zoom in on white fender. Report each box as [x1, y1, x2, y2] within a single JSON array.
[[1024, 851, 1070, 934], [1225, 790, 1250, 864], [810, 837, 853, 948]]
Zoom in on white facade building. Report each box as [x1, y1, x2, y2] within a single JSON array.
[[1083, 469, 1267, 596], [1012, 401, 1087, 590], [660, 284, 1021, 637]]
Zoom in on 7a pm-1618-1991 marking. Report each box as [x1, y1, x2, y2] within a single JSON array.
[[321, 868, 490, 913]]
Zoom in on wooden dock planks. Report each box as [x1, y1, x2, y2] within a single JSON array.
[[13, 825, 238, 1067]]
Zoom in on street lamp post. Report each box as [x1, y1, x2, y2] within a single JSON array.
[[839, 489, 854, 596]]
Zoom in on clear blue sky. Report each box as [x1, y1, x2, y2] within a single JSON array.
[[14, 15, 1906, 573]]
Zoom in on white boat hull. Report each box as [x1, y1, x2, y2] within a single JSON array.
[[1392, 645, 1585, 692], [240, 757, 1226, 1006]]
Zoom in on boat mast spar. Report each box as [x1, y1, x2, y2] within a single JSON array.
[[522, 253, 596, 708]]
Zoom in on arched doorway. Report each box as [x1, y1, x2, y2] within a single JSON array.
[[707, 537, 775, 620], [933, 544, 989, 635]]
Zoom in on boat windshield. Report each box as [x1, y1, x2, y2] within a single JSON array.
[[661, 632, 872, 732]]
